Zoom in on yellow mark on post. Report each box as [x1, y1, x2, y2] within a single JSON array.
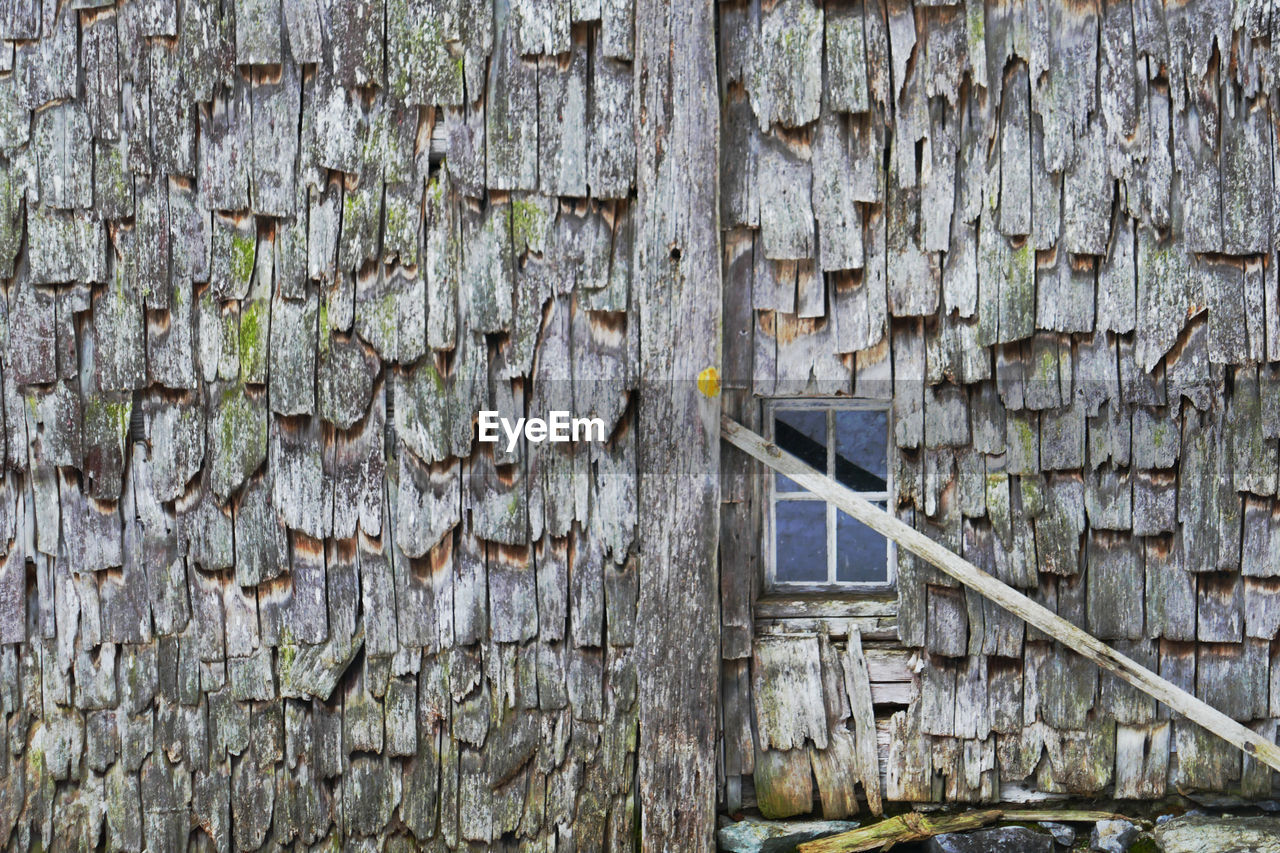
[[698, 366, 720, 398]]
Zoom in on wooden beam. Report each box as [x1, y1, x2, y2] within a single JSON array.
[[722, 416, 1280, 776], [796, 809, 1140, 853], [634, 0, 723, 849]]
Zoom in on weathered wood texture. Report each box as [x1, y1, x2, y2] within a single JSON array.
[[11, 0, 1280, 839], [0, 1, 645, 850], [633, 0, 723, 850], [728, 416, 1280, 792], [718, 0, 1280, 815]]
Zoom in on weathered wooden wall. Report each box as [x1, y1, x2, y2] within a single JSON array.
[[720, 0, 1280, 815], [8, 0, 1278, 838], [0, 0, 656, 848]]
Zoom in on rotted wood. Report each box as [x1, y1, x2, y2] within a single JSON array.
[[797, 808, 1138, 853]]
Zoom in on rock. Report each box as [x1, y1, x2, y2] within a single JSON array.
[[1152, 815, 1280, 853], [717, 818, 860, 853], [1040, 821, 1076, 847], [1092, 819, 1141, 853], [1157, 810, 1207, 826], [926, 826, 1055, 853]]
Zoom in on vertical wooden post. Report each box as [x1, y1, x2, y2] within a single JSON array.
[[634, 0, 723, 847]]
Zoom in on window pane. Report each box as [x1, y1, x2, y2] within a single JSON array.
[[836, 506, 888, 583], [835, 409, 888, 492], [775, 409, 827, 492], [775, 501, 828, 583]]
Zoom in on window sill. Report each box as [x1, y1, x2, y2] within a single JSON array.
[[754, 591, 898, 619]]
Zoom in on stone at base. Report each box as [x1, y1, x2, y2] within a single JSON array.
[[925, 826, 1055, 853], [1152, 815, 1280, 853], [1040, 821, 1076, 847], [1092, 819, 1141, 852], [717, 817, 861, 853]]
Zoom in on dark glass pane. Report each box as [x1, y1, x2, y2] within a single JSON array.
[[775, 501, 827, 583], [835, 409, 888, 492], [775, 409, 827, 492], [836, 506, 888, 583]]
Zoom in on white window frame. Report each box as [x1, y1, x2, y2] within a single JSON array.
[[764, 398, 896, 593]]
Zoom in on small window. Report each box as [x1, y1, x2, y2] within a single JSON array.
[[766, 401, 893, 590]]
